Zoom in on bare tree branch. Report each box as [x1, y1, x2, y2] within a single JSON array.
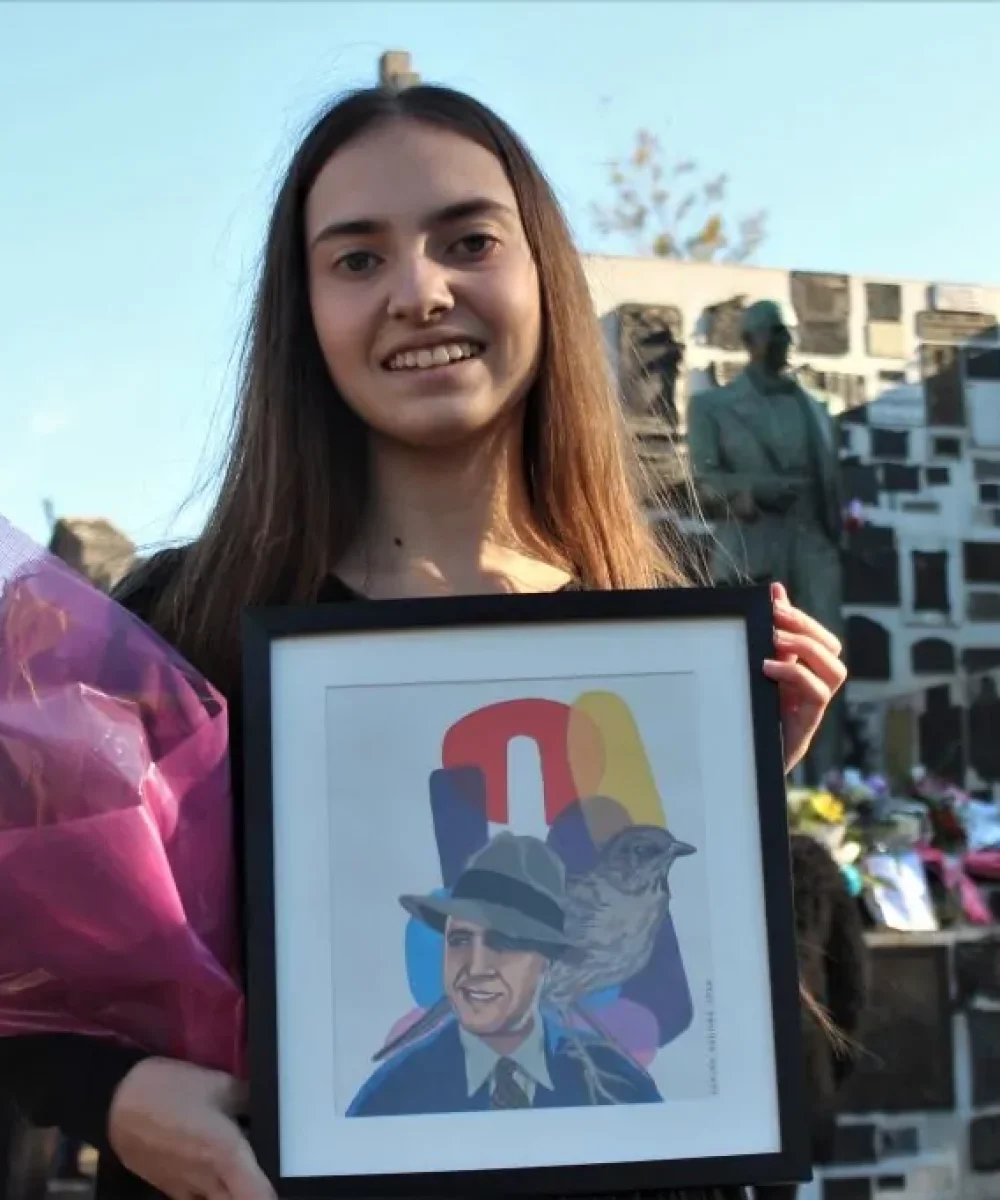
[[591, 128, 768, 263]]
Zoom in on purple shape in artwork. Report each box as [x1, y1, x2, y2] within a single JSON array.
[[621, 912, 693, 1046], [429, 766, 489, 887], [567, 997, 661, 1068], [546, 801, 600, 875]]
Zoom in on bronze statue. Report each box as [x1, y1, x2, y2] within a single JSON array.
[[687, 299, 845, 783]]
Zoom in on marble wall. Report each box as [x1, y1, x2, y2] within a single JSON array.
[[581, 256, 1000, 788]]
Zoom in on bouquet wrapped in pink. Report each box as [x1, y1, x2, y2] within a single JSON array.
[[0, 515, 244, 1076]]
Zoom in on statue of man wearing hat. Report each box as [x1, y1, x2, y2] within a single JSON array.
[[347, 832, 662, 1116], [687, 299, 844, 783]]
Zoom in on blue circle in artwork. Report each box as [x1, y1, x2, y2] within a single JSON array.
[[578, 985, 621, 1011], [404, 887, 447, 1007], [841, 864, 864, 898]]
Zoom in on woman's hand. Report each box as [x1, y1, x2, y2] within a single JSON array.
[[108, 1058, 275, 1200], [763, 581, 847, 776]]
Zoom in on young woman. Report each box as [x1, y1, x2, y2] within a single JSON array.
[[0, 85, 846, 1200]]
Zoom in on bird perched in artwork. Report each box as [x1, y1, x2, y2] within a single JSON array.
[[373, 824, 696, 1065]]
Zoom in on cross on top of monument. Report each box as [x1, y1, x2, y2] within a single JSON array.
[[379, 50, 421, 91]]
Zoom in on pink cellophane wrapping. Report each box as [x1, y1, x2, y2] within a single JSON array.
[[0, 515, 245, 1076]]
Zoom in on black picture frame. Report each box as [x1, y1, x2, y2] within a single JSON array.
[[242, 584, 809, 1199]]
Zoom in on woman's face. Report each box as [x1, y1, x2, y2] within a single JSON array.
[[304, 120, 543, 449]]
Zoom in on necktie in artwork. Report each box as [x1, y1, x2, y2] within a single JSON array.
[[491, 1056, 531, 1108]]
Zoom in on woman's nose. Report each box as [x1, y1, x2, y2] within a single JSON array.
[[386, 253, 454, 324]]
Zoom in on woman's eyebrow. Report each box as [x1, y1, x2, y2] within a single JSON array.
[[309, 197, 514, 249]]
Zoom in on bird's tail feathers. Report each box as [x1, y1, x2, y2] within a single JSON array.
[[372, 996, 450, 1063]]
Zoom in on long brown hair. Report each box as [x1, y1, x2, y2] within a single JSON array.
[[153, 85, 689, 694]]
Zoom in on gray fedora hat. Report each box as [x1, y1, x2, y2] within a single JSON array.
[[400, 832, 574, 951]]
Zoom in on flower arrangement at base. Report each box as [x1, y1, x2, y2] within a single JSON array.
[[787, 768, 999, 931]]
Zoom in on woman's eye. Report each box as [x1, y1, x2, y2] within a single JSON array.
[[334, 251, 379, 275], [453, 233, 498, 259]]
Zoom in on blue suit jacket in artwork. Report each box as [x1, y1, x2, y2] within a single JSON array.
[[347, 1016, 662, 1117]]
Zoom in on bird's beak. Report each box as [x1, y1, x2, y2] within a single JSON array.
[[672, 840, 696, 859]]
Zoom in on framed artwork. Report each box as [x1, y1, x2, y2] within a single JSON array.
[[242, 585, 809, 1198]]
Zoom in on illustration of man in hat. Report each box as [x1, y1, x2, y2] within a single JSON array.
[[347, 832, 662, 1116]]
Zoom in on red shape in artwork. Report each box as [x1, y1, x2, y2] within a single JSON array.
[[441, 699, 578, 826]]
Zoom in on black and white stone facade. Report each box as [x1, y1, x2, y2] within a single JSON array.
[[582, 257, 1000, 790]]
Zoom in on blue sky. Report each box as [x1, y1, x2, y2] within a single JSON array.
[[2, 0, 998, 551]]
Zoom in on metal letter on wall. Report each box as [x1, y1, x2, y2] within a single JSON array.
[[790, 271, 851, 357], [616, 304, 685, 431]]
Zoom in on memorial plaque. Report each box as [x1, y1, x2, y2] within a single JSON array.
[[954, 938, 1000, 1008], [973, 458, 1000, 481], [963, 647, 1000, 672], [870, 428, 910, 460], [900, 500, 939, 515], [831, 1124, 879, 1165], [867, 322, 907, 360], [921, 344, 966, 426], [968, 1010, 1000, 1107], [844, 542, 901, 607], [823, 1179, 872, 1200], [791, 271, 851, 357], [841, 944, 955, 1114], [842, 464, 879, 505], [968, 591, 1000, 621], [866, 282, 903, 324], [912, 551, 950, 614], [932, 436, 962, 458], [969, 677, 1000, 784], [911, 638, 956, 675], [915, 310, 999, 344], [616, 304, 685, 429], [702, 295, 746, 351], [868, 385, 924, 430], [967, 347, 1000, 380], [846, 616, 891, 681], [919, 685, 966, 782], [797, 320, 850, 356], [963, 541, 1000, 585], [879, 1127, 920, 1157], [792, 271, 851, 320], [880, 464, 920, 493], [969, 1114, 1000, 1174]]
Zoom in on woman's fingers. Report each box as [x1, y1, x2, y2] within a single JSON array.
[[762, 657, 832, 708], [214, 1137, 275, 1200], [771, 583, 843, 659], [773, 602, 843, 659], [773, 629, 847, 694]]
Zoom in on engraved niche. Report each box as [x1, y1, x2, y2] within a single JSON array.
[[616, 303, 685, 429], [790, 271, 851, 357]]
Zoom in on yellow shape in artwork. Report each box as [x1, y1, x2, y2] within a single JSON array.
[[569, 691, 666, 827]]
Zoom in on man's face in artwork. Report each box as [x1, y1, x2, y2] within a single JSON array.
[[443, 917, 547, 1038]]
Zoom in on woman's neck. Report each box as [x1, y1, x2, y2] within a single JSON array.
[[336, 427, 571, 599]]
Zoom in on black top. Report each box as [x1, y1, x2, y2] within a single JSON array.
[[788, 834, 868, 1165], [0, 548, 746, 1200]]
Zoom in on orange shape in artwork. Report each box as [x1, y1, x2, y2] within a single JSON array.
[[441, 699, 579, 825]]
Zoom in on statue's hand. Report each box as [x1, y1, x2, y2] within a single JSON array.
[[731, 490, 758, 521], [755, 483, 797, 515]]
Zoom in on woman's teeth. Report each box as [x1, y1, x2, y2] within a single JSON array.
[[386, 342, 482, 371]]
